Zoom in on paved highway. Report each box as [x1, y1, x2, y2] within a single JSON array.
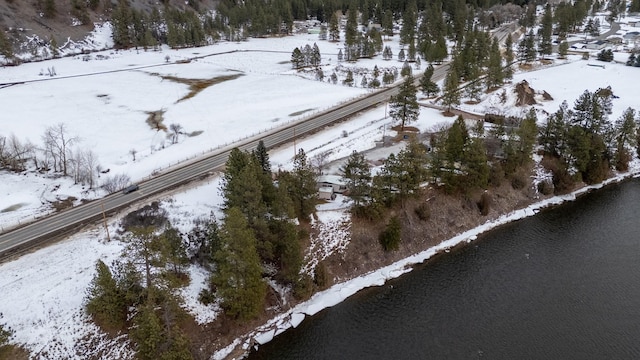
[[0, 64, 451, 260]]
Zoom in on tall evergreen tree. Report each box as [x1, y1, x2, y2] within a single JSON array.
[[518, 30, 537, 63], [279, 149, 317, 220], [389, 75, 419, 132], [503, 34, 514, 80], [340, 151, 371, 206], [538, 3, 554, 58], [485, 38, 504, 90], [462, 137, 489, 190], [85, 260, 126, 329], [329, 12, 340, 41], [613, 107, 637, 171], [400, 0, 417, 46], [420, 64, 439, 97], [442, 67, 460, 112], [345, 1, 359, 50], [212, 207, 266, 321], [382, 10, 394, 39]]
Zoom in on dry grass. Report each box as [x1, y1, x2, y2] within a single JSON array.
[[145, 110, 167, 131], [159, 74, 244, 102], [0, 345, 30, 360]]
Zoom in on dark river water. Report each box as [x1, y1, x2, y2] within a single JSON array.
[[249, 178, 640, 360]]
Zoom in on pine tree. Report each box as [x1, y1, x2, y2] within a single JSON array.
[[268, 219, 302, 284], [131, 301, 164, 360], [382, 45, 392, 60], [85, 260, 126, 329], [212, 207, 266, 321], [518, 30, 537, 63], [382, 9, 394, 39], [420, 64, 439, 97], [279, 149, 317, 220], [463, 137, 489, 190], [339, 151, 371, 206], [446, 116, 469, 164], [442, 67, 460, 112], [389, 75, 419, 132], [464, 65, 482, 103], [558, 41, 569, 59], [485, 38, 504, 91], [614, 108, 636, 171], [221, 149, 267, 230], [400, 61, 412, 77], [431, 35, 447, 64], [343, 69, 354, 86], [538, 4, 553, 58], [311, 43, 321, 67], [345, 1, 359, 49], [400, 0, 417, 46], [516, 108, 539, 164], [398, 48, 406, 62], [329, 12, 340, 41], [504, 34, 514, 80], [160, 226, 189, 279], [291, 47, 304, 69]]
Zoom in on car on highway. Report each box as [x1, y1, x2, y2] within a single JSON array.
[[122, 184, 139, 194]]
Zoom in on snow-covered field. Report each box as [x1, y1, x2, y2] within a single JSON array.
[[2, 15, 640, 359]]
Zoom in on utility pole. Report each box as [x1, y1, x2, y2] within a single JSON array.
[[101, 202, 110, 242]]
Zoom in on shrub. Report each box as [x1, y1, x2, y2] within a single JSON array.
[[478, 192, 492, 216], [537, 179, 554, 195], [510, 171, 528, 190], [489, 162, 505, 187], [414, 203, 430, 221], [379, 216, 402, 251], [293, 274, 314, 300], [314, 261, 331, 290]]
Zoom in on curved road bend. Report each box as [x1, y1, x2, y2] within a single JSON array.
[[0, 64, 451, 260]]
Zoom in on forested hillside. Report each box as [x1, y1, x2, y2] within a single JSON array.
[[0, 0, 540, 62]]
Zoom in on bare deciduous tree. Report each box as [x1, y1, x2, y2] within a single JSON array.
[[8, 134, 32, 172], [311, 151, 331, 175], [169, 123, 182, 144], [42, 123, 79, 176], [102, 173, 131, 193]]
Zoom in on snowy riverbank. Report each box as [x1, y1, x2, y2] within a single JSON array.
[[214, 164, 640, 359]]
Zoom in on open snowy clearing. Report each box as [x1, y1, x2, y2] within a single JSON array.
[[2, 15, 640, 358]]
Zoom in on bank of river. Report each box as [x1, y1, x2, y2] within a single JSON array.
[[212, 171, 640, 359], [249, 176, 640, 359]]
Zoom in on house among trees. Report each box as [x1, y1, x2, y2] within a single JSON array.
[[316, 175, 347, 195]]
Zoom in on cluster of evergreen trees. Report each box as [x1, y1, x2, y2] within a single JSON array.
[[85, 141, 324, 358], [109, 0, 218, 49], [626, 52, 640, 67], [85, 215, 192, 359], [342, 89, 640, 251], [291, 43, 321, 69], [540, 89, 639, 187]]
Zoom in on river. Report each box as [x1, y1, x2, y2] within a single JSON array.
[[249, 178, 640, 359]]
